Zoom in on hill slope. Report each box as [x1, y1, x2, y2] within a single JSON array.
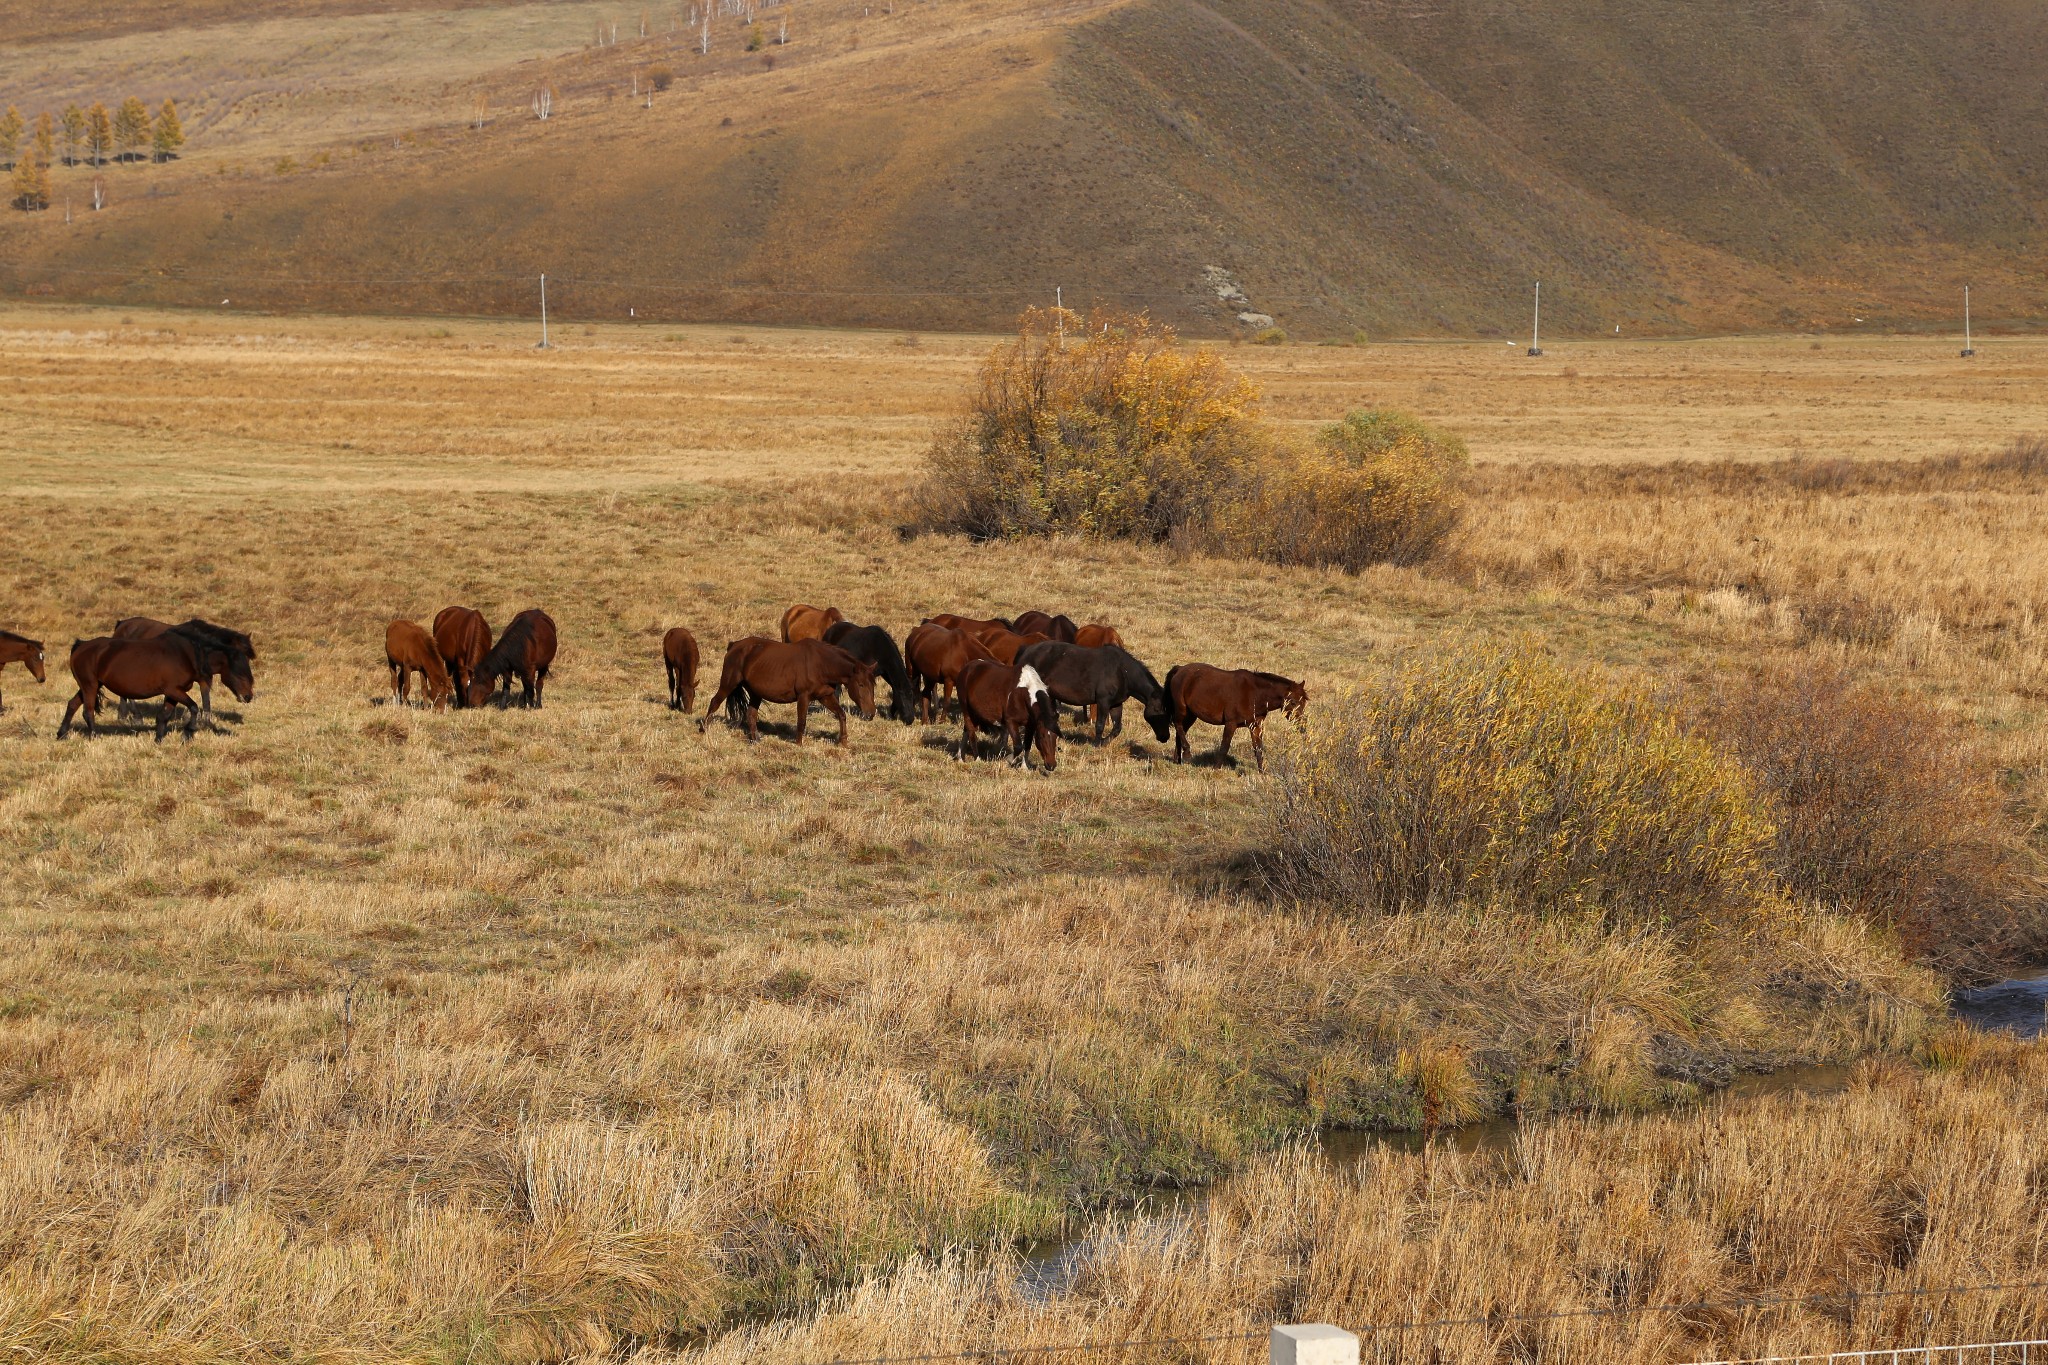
[[2, 0, 2044, 335]]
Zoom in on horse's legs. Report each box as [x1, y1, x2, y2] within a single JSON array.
[[530, 666, 544, 709], [666, 662, 679, 709], [1251, 719, 1266, 772], [1218, 722, 1237, 762], [199, 676, 214, 715], [821, 690, 848, 746], [1006, 721, 1026, 767], [793, 692, 810, 746], [959, 714, 977, 761], [1109, 702, 1124, 739], [58, 689, 85, 738], [176, 689, 201, 740], [1173, 716, 1189, 763]]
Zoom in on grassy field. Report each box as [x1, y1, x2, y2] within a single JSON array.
[[0, 308, 2043, 1361]]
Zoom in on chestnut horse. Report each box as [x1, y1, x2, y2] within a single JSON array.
[[780, 603, 845, 643], [663, 626, 701, 712], [956, 661, 1060, 770], [60, 634, 254, 741], [700, 638, 876, 745], [1162, 664, 1308, 771], [385, 619, 453, 710], [111, 617, 255, 718], [922, 614, 1013, 645], [980, 629, 1051, 665], [0, 629, 46, 713], [1012, 611, 1079, 644], [1075, 623, 1124, 650], [905, 623, 994, 723], [432, 606, 493, 708], [466, 608, 557, 708]]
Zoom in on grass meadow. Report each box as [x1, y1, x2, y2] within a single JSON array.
[[0, 308, 2044, 1361]]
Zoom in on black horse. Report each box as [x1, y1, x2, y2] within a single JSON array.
[[1014, 641, 1171, 743], [823, 621, 918, 723]]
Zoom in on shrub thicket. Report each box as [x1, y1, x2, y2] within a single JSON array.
[[915, 308, 1466, 572], [1270, 642, 1777, 929], [1695, 664, 2039, 974], [1219, 410, 1468, 569]]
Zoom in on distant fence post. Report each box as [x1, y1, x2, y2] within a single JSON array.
[[1271, 1324, 1361, 1365]]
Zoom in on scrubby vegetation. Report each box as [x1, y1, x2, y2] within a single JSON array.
[[916, 309, 1467, 572], [1270, 641, 1775, 929]]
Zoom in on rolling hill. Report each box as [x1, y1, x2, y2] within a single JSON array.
[[2, 0, 2045, 336]]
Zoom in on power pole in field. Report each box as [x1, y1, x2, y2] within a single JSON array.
[[538, 274, 551, 349], [1527, 282, 1543, 356]]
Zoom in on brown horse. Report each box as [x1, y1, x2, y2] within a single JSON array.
[[60, 634, 254, 741], [1162, 664, 1308, 771], [905, 623, 995, 723], [385, 619, 453, 710], [432, 606, 493, 708], [111, 617, 255, 717], [663, 626, 701, 711], [700, 638, 876, 745], [957, 661, 1060, 770], [466, 608, 557, 708], [0, 629, 46, 713], [1012, 611, 1079, 644], [981, 630, 1052, 665], [1075, 623, 1125, 650], [780, 603, 845, 644], [923, 614, 1014, 645]]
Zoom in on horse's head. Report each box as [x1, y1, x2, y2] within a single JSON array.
[[846, 661, 878, 719], [221, 648, 256, 704], [1018, 667, 1060, 771], [1142, 690, 1173, 743], [24, 641, 46, 684], [464, 665, 499, 709], [1282, 680, 1309, 721], [892, 675, 918, 725]]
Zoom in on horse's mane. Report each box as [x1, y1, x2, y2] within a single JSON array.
[[479, 612, 545, 678], [0, 628, 36, 647], [1251, 670, 1301, 689], [172, 619, 256, 661]]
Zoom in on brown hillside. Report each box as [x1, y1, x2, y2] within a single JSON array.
[[1, 0, 2044, 335]]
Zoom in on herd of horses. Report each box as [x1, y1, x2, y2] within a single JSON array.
[[1, 604, 1309, 771]]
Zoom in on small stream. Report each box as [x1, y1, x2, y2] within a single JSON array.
[[1021, 971, 2045, 1297]]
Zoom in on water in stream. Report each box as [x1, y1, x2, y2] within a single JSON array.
[[1020, 970, 2044, 1296]]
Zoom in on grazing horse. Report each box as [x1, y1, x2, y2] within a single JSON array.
[[60, 634, 254, 741], [1074, 623, 1124, 650], [111, 617, 255, 718], [780, 603, 846, 644], [701, 639, 876, 745], [956, 661, 1060, 771], [1162, 664, 1308, 771], [1015, 641, 1171, 743], [385, 619, 453, 710], [980, 630, 1052, 665], [823, 621, 917, 724], [663, 627, 701, 712], [466, 608, 557, 709], [904, 623, 995, 723], [922, 614, 1014, 645], [1012, 611, 1079, 644], [433, 607, 494, 708], [0, 629, 46, 713]]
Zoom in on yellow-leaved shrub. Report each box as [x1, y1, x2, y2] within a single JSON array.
[[1270, 641, 1778, 929]]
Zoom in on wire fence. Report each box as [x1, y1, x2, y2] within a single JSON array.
[[789, 1279, 2048, 1365]]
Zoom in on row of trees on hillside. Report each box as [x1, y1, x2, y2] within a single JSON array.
[[5, 99, 184, 211]]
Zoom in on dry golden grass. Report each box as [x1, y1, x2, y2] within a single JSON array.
[[0, 307, 2040, 1360]]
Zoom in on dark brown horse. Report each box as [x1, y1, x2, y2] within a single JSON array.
[[700, 638, 876, 745], [981, 629, 1052, 665], [822, 621, 917, 724], [60, 634, 254, 741], [0, 629, 46, 713], [780, 603, 845, 644], [923, 614, 1014, 645], [956, 660, 1060, 770], [1012, 611, 1079, 644], [1015, 641, 1171, 743], [466, 608, 557, 708], [905, 623, 995, 723], [385, 619, 453, 710], [663, 626, 701, 712], [111, 617, 255, 717], [1162, 664, 1308, 771], [432, 606, 493, 708], [1075, 623, 1124, 650]]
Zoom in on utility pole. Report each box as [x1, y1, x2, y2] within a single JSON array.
[[1527, 282, 1543, 356], [538, 273, 551, 349], [1055, 286, 1063, 344], [1961, 286, 1975, 358]]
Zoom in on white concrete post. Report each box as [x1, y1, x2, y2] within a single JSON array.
[[1271, 1324, 1360, 1365]]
